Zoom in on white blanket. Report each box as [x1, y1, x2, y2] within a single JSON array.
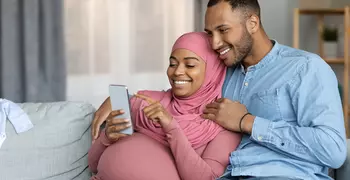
[[0, 99, 33, 148]]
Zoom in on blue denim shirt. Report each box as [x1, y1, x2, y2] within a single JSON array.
[[220, 41, 347, 180]]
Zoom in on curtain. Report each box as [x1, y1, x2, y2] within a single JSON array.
[[0, 0, 66, 103], [64, 0, 195, 108]]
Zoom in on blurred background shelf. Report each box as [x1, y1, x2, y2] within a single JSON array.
[[299, 8, 345, 15], [325, 57, 347, 64]]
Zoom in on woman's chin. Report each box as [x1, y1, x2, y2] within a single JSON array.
[[172, 90, 193, 98]]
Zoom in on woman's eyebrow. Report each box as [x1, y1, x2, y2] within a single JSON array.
[[184, 57, 199, 61], [170, 56, 199, 61]]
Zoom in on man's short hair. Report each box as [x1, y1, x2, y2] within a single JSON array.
[[207, 0, 261, 21]]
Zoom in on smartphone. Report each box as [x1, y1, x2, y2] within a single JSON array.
[[109, 84, 133, 135]]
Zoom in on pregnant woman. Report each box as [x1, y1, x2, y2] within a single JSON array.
[[88, 32, 242, 180]]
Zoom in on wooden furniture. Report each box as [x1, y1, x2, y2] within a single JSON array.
[[293, 7, 350, 138]]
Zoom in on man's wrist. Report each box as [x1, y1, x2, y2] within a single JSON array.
[[241, 114, 255, 134]]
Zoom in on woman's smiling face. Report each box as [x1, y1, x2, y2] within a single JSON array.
[[167, 49, 206, 97]]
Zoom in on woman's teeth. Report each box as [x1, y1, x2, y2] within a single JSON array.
[[220, 48, 231, 55], [174, 80, 190, 85]]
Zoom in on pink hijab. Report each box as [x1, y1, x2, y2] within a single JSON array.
[[130, 32, 227, 149]]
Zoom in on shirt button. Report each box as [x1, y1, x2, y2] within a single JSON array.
[[281, 142, 285, 146], [244, 82, 248, 86], [257, 136, 263, 141]]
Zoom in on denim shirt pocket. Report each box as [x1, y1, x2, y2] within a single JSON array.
[[249, 88, 282, 121]]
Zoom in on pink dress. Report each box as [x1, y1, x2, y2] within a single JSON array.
[[88, 32, 242, 179], [88, 119, 241, 180]]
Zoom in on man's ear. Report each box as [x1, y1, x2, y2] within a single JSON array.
[[246, 15, 260, 34]]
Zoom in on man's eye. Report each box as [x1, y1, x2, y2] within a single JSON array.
[[186, 65, 195, 68], [220, 29, 228, 33], [169, 64, 177, 67]]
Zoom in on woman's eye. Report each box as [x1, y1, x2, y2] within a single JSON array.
[[186, 65, 195, 68], [169, 64, 177, 67]]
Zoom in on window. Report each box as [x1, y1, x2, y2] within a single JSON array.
[[64, 0, 195, 107]]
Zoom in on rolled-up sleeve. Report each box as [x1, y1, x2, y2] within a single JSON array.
[[250, 58, 347, 169]]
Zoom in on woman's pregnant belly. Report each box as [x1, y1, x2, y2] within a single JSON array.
[[96, 132, 181, 180]]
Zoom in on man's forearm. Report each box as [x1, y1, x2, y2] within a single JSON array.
[[248, 116, 347, 169]]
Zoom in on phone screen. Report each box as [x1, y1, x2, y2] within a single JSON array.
[[109, 84, 133, 135]]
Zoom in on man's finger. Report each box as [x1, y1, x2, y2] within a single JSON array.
[[215, 98, 225, 103], [203, 108, 218, 115], [201, 113, 217, 121], [206, 102, 220, 109], [134, 93, 156, 104]]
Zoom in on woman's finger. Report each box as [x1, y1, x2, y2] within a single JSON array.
[[109, 109, 125, 117], [148, 110, 162, 121], [92, 112, 109, 140], [107, 123, 131, 133], [134, 93, 156, 104], [143, 102, 161, 114], [106, 132, 128, 142], [107, 118, 129, 126]]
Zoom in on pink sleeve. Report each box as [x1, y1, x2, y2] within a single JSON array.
[[163, 120, 241, 180], [88, 129, 113, 173]]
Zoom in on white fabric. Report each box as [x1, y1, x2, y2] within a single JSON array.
[[0, 99, 33, 148]]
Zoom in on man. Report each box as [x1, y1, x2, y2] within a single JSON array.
[[92, 0, 347, 179]]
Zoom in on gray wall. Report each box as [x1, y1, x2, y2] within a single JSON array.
[[260, 0, 298, 47]]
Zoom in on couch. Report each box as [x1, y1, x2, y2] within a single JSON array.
[[0, 101, 349, 179], [0, 101, 95, 180]]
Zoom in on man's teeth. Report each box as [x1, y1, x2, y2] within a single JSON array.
[[220, 48, 231, 55], [174, 81, 190, 84]]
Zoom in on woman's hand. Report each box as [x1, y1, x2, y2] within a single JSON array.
[[92, 97, 112, 141], [134, 93, 173, 127], [105, 110, 131, 142]]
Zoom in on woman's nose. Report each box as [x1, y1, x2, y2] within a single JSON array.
[[174, 65, 185, 76]]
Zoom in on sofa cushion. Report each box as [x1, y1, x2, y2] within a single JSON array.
[[0, 101, 95, 180]]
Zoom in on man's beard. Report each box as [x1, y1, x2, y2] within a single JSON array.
[[233, 28, 253, 65]]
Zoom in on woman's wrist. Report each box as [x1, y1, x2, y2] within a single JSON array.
[[101, 130, 114, 146]]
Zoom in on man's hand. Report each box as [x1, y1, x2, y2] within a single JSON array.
[[105, 110, 130, 142], [92, 97, 112, 141], [134, 93, 173, 127], [201, 98, 255, 134]]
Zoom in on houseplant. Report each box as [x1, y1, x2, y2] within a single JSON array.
[[323, 26, 338, 58]]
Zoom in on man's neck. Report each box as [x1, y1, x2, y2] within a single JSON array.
[[242, 32, 273, 69]]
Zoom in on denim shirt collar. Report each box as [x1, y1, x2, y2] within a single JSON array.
[[239, 40, 280, 74]]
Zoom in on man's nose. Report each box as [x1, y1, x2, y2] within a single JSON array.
[[210, 33, 223, 51]]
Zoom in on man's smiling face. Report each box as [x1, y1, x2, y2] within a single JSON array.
[[204, 1, 253, 67]]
